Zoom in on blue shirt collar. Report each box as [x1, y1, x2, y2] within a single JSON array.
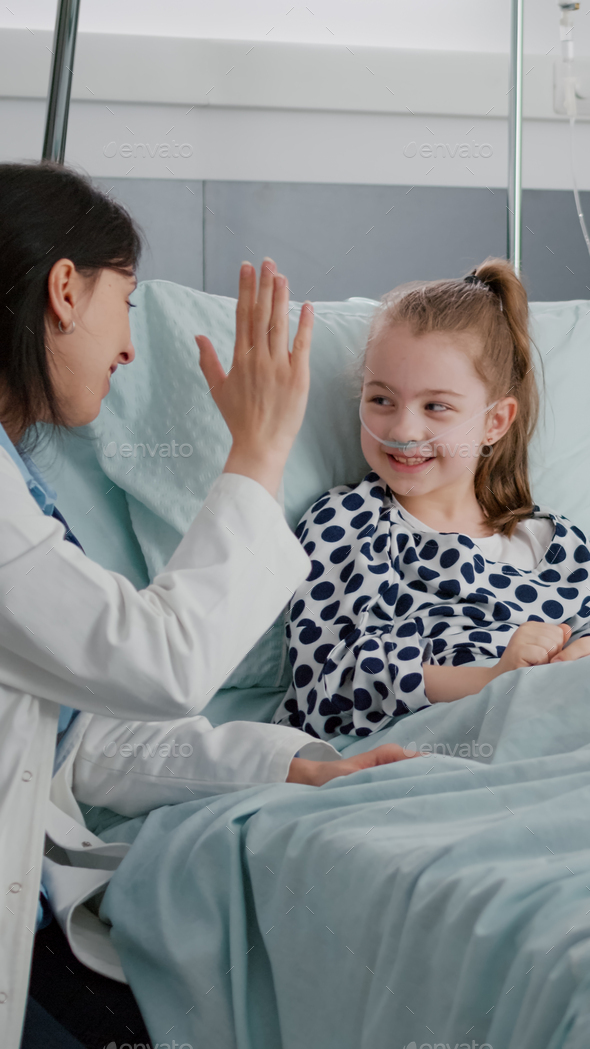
[[0, 421, 56, 516]]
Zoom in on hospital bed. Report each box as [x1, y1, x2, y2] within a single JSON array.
[[32, 280, 590, 1049]]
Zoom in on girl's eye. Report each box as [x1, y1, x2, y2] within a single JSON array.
[[127, 301, 137, 309], [371, 396, 394, 407], [425, 402, 448, 412]]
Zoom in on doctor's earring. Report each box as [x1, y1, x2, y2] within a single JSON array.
[[58, 319, 76, 334]]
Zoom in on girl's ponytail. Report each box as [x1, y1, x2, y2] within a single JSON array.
[[470, 258, 538, 535]]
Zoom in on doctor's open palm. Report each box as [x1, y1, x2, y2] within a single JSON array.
[[196, 257, 314, 498]]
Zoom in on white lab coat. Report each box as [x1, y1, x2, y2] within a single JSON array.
[[0, 447, 337, 1048]]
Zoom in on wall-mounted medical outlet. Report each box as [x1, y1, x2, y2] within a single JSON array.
[[554, 58, 590, 116]]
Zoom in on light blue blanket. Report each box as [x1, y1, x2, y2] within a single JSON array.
[[101, 658, 590, 1049]]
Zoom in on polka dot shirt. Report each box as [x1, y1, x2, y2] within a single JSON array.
[[272, 472, 590, 741]]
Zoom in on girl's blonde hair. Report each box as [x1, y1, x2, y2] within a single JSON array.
[[364, 257, 538, 537]]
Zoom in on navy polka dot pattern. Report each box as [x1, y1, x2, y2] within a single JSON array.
[[272, 472, 590, 741]]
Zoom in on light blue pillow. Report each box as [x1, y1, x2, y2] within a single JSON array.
[[39, 286, 590, 692], [34, 427, 149, 588], [528, 300, 590, 535]]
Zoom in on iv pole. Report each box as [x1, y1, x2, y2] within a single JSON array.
[[41, 0, 81, 163], [507, 0, 524, 275]]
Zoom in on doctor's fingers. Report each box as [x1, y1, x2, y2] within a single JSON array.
[[267, 272, 290, 357], [252, 258, 278, 352], [195, 335, 226, 400], [340, 744, 421, 775], [288, 301, 314, 389], [234, 261, 257, 356], [368, 743, 421, 764]]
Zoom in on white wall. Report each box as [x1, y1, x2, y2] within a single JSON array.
[[1, 1, 590, 189], [7, 97, 588, 192], [2, 0, 590, 55]]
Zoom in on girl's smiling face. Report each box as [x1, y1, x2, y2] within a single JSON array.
[[360, 322, 517, 516]]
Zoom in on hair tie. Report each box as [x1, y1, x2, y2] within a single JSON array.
[[463, 272, 503, 311]]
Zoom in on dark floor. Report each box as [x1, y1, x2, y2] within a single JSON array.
[[24, 918, 152, 1049]]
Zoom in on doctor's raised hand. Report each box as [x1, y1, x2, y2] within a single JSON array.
[[196, 258, 312, 498]]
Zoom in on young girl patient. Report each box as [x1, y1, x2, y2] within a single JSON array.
[[273, 258, 590, 741]]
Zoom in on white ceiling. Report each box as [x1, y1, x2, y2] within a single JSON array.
[[2, 0, 590, 56]]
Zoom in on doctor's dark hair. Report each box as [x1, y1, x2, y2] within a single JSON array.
[[364, 257, 538, 537], [0, 161, 142, 444]]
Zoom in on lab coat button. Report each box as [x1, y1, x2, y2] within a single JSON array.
[[0, 991, 7, 1004], [82, 841, 92, 848], [21, 770, 33, 782], [8, 882, 21, 893]]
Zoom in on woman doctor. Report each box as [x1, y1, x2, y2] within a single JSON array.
[[0, 163, 412, 1047]]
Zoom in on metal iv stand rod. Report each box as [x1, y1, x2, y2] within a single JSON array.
[[508, 0, 524, 275], [42, 0, 81, 163]]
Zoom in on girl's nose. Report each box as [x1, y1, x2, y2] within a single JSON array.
[[388, 407, 423, 443]]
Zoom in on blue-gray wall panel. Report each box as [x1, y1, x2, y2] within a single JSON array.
[[92, 177, 590, 303], [203, 181, 507, 302], [521, 190, 590, 302], [94, 177, 203, 290]]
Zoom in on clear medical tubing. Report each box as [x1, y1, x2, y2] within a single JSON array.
[[557, 3, 590, 262], [569, 120, 590, 259], [358, 400, 498, 453]]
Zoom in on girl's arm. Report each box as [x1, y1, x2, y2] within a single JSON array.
[[423, 663, 498, 703], [423, 621, 572, 703]]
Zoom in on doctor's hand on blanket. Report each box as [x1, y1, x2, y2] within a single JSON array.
[[287, 743, 420, 786], [195, 257, 313, 499], [424, 621, 590, 703]]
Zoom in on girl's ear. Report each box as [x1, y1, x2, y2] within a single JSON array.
[[485, 396, 518, 445]]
